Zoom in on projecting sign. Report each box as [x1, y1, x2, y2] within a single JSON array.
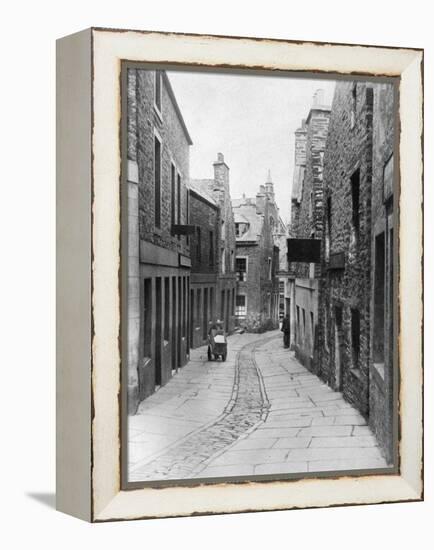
[[287, 238, 321, 263]]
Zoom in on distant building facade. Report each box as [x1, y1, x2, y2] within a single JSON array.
[[191, 153, 237, 335], [126, 69, 193, 413], [188, 182, 219, 348], [287, 90, 331, 370], [232, 173, 280, 332]]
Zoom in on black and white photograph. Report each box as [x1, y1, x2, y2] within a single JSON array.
[[123, 66, 397, 485]]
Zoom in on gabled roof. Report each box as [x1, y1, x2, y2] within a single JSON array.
[[189, 179, 218, 206], [233, 203, 263, 243]]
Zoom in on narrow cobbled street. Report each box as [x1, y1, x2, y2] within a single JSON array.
[[129, 330, 387, 481]]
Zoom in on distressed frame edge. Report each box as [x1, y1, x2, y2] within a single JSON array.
[[56, 28, 93, 522], [89, 29, 423, 522]]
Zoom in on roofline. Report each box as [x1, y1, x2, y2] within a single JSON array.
[[163, 72, 193, 145], [189, 188, 219, 210], [305, 104, 332, 125]]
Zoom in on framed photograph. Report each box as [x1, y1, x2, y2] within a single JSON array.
[[56, 27, 423, 522]]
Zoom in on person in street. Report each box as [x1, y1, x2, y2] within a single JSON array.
[[281, 313, 290, 348], [208, 320, 227, 361]]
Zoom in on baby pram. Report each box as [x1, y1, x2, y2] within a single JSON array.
[[207, 330, 227, 362]]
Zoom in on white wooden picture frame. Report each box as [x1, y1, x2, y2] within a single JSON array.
[[56, 27, 423, 522]]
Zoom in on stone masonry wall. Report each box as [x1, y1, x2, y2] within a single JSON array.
[[295, 108, 330, 279], [134, 70, 190, 255], [369, 83, 395, 462], [318, 81, 374, 417], [189, 191, 219, 274]]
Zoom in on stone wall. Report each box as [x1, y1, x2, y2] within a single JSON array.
[[127, 68, 192, 410], [368, 83, 395, 462], [133, 70, 190, 255], [189, 189, 219, 348], [318, 81, 374, 417], [189, 190, 219, 275]]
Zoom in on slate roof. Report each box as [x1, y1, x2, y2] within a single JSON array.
[[189, 179, 218, 206], [232, 202, 263, 243]]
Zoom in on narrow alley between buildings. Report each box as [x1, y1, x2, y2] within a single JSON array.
[[128, 330, 387, 482]]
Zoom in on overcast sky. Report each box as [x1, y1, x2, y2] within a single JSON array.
[[167, 70, 336, 223]]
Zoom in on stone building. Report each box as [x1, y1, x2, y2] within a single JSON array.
[[232, 173, 280, 332], [190, 153, 237, 334], [126, 68, 193, 413], [188, 181, 219, 348], [316, 80, 396, 463], [318, 80, 375, 418], [287, 90, 331, 369], [368, 83, 395, 462]]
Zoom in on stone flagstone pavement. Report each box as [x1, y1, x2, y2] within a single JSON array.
[[128, 330, 388, 482]]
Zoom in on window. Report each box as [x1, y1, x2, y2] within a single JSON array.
[[373, 232, 385, 364], [268, 257, 272, 280], [351, 308, 361, 369], [236, 257, 247, 282], [302, 309, 306, 341], [154, 135, 161, 229], [221, 220, 225, 240], [235, 222, 249, 238], [177, 173, 181, 240], [235, 295, 247, 317], [196, 227, 201, 262], [309, 191, 314, 218], [351, 168, 360, 247], [350, 82, 357, 129], [221, 249, 226, 274], [171, 163, 176, 228], [231, 250, 234, 271], [279, 280, 285, 295], [154, 70, 162, 114], [209, 230, 214, 266], [186, 187, 190, 246]]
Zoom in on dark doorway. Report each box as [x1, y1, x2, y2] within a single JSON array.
[[177, 277, 182, 368], [203, 287, 209, 340], [171, 277, 177, 371], [155, 277, 162, 385], [143, 278, 152, 359], [334, 306, 344, 391], [190, 288, 194, 348]]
